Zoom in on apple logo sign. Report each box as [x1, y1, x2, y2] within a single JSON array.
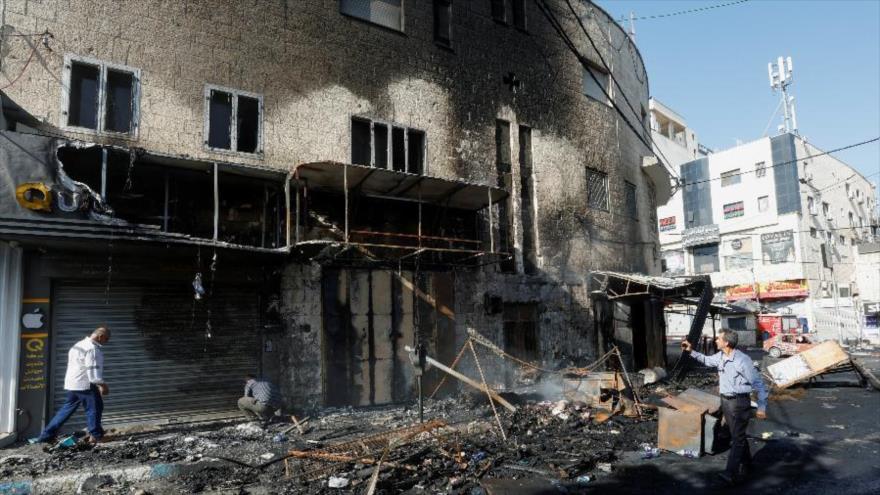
[[22, 309, 44, 329]]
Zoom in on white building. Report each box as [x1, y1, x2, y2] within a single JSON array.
[[652, 101, 879, 342]]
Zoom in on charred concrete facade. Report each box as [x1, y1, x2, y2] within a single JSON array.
[[0, 0, 665, 427]]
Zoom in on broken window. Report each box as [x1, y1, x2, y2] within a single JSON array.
[[433, 0, 452, 46], [582, 64, 611, 105], [64, 56, 139, 135], [350, 117, 426, 174], [624, 181, 637, 218], [219, 170, 285, 248], [503, 303, 538, 362], [205, 85, 262, 154], [340, 0, 404, 31], [586, 168, 608, 211]]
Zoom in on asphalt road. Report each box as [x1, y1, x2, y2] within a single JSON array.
[[584, 345, 880, 494]]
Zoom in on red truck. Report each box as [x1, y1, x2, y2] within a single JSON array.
[[757, 314, 802, 341]]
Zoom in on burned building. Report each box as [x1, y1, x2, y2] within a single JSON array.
[[0, 0, 670, 442]]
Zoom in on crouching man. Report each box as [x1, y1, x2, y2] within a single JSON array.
[[681, 330, 769, 485], [238, 374, 281, 425]]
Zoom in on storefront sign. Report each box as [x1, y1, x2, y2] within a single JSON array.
[[726, 283, 757, 301], [659, 216, 676, 232], [725, 279, 808, 301], [762, 279, 808, 298], [723, 201, 744, 219], [761, 230, 795, 264], [682, 224, 720, 248]]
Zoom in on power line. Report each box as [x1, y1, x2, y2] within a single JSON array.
[[681, 137, 880, 187], [562, 0, 680, 181], [533, 0, 680, 184], [616, 0, 751, 22], [662, 223, 878, 237]]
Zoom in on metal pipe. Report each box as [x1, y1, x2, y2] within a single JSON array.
[[162, 171, 169, 232], [344, 165, 349, 244], [213, 163, 219, 241], [285, 171, 292, 247]]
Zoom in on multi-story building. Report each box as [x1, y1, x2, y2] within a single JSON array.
[[0, 1, 670, 442], [654, 98, 878, 342]]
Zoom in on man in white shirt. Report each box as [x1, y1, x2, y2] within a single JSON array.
[[33, 327, 111, 444]]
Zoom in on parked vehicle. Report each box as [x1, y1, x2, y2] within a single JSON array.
[[757, 314, 802, 341], [763, 333, 816, 358]]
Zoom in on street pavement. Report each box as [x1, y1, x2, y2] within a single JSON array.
[[585, 345, 880, 494]]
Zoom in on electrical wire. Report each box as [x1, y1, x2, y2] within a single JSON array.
[[615, 0, 751, 22], [662, 223, 878, 237], [534, 0, 680, 184], [0, 42, 38, 91], [681, 137, 880, 187]]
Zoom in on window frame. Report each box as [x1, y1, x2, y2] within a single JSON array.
[[350, 115, 427, 175], [758, 195, 770, 213], [754, 161, 766, 178], [340, 0, 406, 32], [203, 84, 264, 157], [723, 200, 745, 219], [60, 54, 141, 138]]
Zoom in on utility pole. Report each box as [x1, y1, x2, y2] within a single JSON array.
[[768, 57, 798, 135], [629, 11, 636, 41]]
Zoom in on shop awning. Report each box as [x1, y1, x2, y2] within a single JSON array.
[[590, 271, 709, 302], [293, 161, 508, 210]]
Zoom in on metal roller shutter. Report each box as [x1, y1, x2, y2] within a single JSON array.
[[51, 281, 261, 430]]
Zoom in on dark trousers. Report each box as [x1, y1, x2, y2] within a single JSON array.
[[38, 385, 104, 441], [721, 395, 752, 476]]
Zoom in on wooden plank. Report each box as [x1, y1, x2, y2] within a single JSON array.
[[800, 341, 849, 372], [409, 347, 516, 412]]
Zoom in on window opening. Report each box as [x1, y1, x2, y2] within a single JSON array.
[[373, 123, 389, 169], [495, 119, 514, 272], [512, 0, 526, 29], [519, 125, 537, 274], [491, 0, 506, 23], [104, 70, 134, 133], [341, 0, 404, 31], [723, 201, 744, 219], [351, 118, 372, 166], [433, 0, 452, 46], [205, 86, 262, 154], [624, 181, 637, 218], [351, 117, 425, 174], [68, 61, 100, 129], [754, 161, 766, 178], [582, 64, 611, 105], [720, 169, 741, 187], [692, 244, 719, 274], [758, 195, 769, 213], [503, 303, 538, 362], [586, 168, 608, 210]]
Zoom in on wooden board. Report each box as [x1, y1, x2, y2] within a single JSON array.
[[660, 396, 704, 413], [767, 341, 850, 388]]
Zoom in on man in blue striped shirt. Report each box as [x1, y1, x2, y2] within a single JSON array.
[[238, 374, 282, 425], [682, 330, 769, 484]]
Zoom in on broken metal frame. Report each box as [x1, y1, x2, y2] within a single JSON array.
[[291, 161, 511, 264], [285, 419, 446, 482]]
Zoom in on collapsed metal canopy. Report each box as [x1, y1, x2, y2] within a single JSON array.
[[590, 271, 709, 302], [294, 161, 508, 210]]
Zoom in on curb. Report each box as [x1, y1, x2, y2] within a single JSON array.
[[0, 459, 224, 494]]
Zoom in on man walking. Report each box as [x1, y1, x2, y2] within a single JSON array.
[[238, 374, 282, 425], [681, 330, 768, 485], [34, 327, 111, 444]]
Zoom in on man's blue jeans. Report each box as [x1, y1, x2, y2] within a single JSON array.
[[38, 385, 104, 441]]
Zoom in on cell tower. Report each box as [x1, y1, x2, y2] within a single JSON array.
[[768, 56, 798, 135]]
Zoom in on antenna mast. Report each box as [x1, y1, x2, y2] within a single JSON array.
[[768, 56, 798, 135]]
